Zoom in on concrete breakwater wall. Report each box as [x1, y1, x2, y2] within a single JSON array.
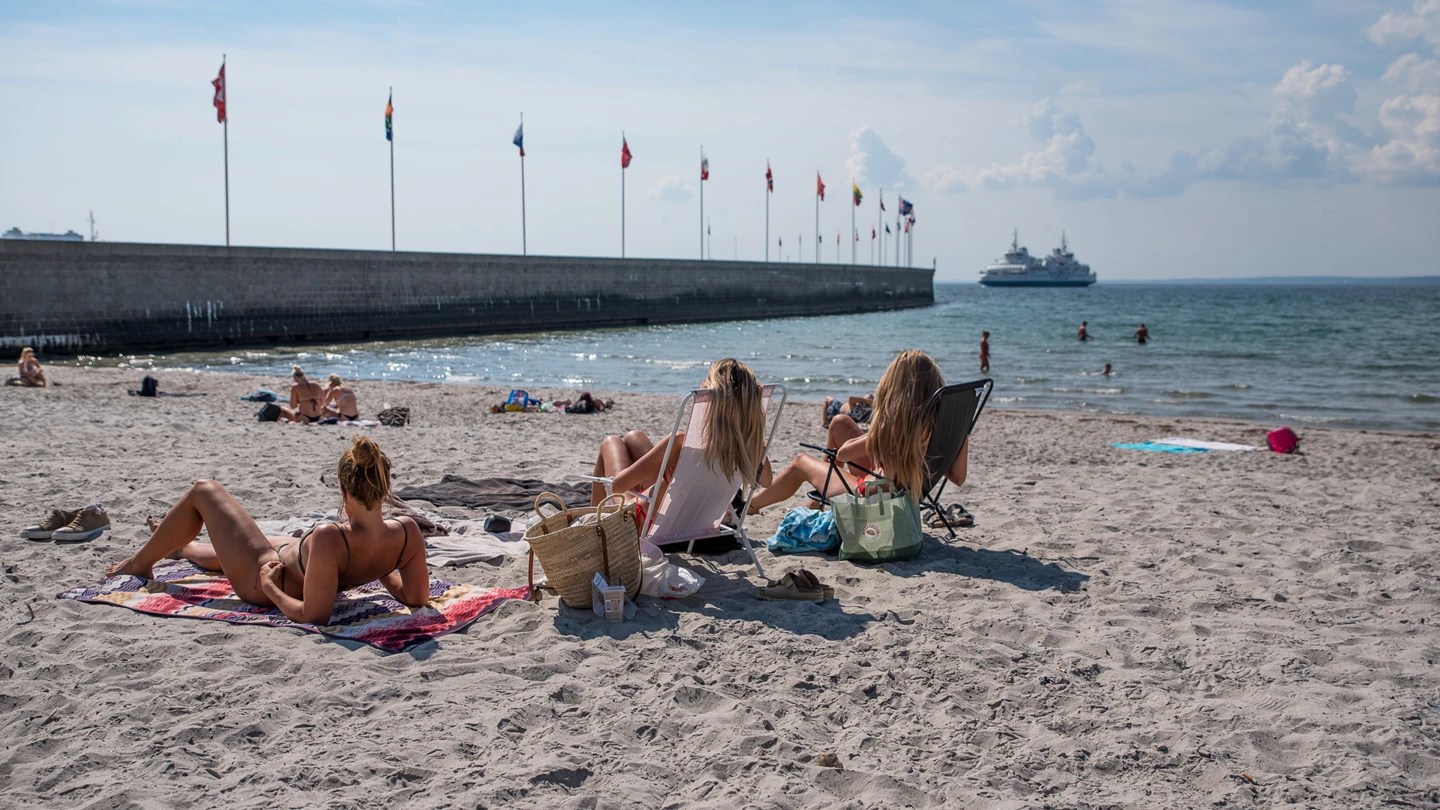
[[0, 241, 933, 355]]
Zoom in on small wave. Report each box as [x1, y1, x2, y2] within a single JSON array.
[[1163, 390, 1215, 399], [644, 359, 709, 370], [781, 375, 874, 386], [1408, 393, 1438, 404], [1227, 383, 1251, 390], [1013, 377, 1048, 384], [993, 396, 1026, 404], [1048, 387, 1123, 395], [1276, 412, 1356, 424]]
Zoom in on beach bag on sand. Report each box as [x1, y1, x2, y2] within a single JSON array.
[[256, 402, 282, 422], [1267, 427, 1300, 454], [524, 493, 642, 609], [139, 376, 159, 397], [832, 479, 924, 563], [378, 407, 410, 427]]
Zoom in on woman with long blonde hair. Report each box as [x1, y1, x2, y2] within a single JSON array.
[[749, 350, 968, 510], [105, 436, 428, 625], [590, 358, 770, 509]]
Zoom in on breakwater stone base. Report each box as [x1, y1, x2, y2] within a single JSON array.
[[1, 241, 933, 355]]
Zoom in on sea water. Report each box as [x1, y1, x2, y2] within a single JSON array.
[[99, 281, 1440, 432]]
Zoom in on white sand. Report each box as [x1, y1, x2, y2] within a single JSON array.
[[2, 367, 1438, 808]]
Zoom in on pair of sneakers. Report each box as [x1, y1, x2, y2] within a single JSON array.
[[22, 504, 111, 541]]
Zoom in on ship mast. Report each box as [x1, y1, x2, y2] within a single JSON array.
[[1012, 227, 1018, 252]]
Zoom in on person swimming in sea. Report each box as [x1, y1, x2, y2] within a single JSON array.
[[1134, 323, 1149, 344], [1102, 363, 1112, 377], [980, 331, 990, 373], [1078, 321, 1089, 342]]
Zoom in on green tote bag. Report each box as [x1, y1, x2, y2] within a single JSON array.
[[832, 479, 924, 563]]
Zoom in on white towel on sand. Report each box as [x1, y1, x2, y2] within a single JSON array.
[[1156, 437, 1261, 452]]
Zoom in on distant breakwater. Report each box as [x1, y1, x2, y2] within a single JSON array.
[[0, 241, 933, 355]]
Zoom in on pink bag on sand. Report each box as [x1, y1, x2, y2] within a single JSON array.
[[1267, 427, 1300, 454]]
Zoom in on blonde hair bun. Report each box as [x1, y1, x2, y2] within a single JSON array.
[[338, 436, 391, 509]]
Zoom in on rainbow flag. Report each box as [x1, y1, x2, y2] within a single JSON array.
[[385, 93, 393, 142]]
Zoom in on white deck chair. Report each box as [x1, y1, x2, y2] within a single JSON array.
[[584, 384, 787, 580]]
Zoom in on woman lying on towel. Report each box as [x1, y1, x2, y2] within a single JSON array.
[[749, 349, 968, 511], [589, 358, 772, 510], [104, 436, 428, 624]]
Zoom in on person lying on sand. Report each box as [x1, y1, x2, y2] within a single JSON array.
[[104, 436, 428, 625], [15, 347, 48, 387], [821, 392, 873, 428], [750, 350, 968, 511], [588, 359, 771, 514], [323, 374, 360, 421], [278, 365, 326, 423]]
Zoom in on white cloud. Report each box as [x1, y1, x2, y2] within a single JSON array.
[[649, 176, 692, 203], [1384, 53, 1440, 94], [1368, 0, 1440, 50], [844, 126, 913, 190], [926, 99, 1109, 197]]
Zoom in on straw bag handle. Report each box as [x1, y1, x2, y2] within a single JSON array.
[[532, 492, 571, 521], [592, 493, 626, 582]]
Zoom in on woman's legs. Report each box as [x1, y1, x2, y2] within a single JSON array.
[[106, 480, 278, 604], [748, 453, 857, 511], [590, 430, 655, 505]]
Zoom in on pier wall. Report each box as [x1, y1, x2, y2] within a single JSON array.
[[0, 241, 933, 355]]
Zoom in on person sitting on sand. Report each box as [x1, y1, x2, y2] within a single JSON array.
[[750, 350, 968, 511], [104, 436, 428, 625], [16, 347, 48, 387], [323, 374, 360, 421], [589, 358, 771, 511], [278, 365, 326, 423], [821, 392, 873, 428]]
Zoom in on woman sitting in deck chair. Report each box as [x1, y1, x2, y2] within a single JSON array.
[[749, 350, 969, 514], [588, 358, 771, 521]]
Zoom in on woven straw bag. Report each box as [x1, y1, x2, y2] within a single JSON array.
[[524, 492, 642, 609]]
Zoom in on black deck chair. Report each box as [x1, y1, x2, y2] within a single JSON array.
[[803, 378, 993, 539]]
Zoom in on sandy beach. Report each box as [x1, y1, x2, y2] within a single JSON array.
[[2, 366, 1437, 808]]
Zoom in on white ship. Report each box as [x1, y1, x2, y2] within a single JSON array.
[[979, 230, 1096, 287]]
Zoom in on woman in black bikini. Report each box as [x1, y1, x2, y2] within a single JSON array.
[[323, 374, 360, 421], [104, 437, 428, 624], [279, 365, 327, 423]]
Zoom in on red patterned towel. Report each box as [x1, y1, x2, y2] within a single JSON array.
[[58, 560, 529, 652]]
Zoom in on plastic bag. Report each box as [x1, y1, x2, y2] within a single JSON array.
[[638, 540, 704, 598], [766, 507, 839, 554]]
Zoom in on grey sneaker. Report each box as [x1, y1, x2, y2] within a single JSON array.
[[51, 504, 111, 542], [21, 507, 79, 540]]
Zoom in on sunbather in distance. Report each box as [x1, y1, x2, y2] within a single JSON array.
[[279, 366, 326, 423], [323, 374, 360, 421], [16, 347, 48, 387], [750, 350, 969, 511], [821, 392, 873, 427], [590, 358, 771, 512], [104, 436, 428, 625]]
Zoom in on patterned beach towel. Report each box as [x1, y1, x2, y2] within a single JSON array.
[[57, 561, 529, 652]]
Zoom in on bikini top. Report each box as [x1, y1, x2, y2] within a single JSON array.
[[296, 518, 411, 583]]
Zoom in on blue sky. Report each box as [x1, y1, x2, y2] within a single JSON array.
[[2, 0, 1438, 279]]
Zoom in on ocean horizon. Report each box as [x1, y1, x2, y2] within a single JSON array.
[[76, 280, 1440, 433]]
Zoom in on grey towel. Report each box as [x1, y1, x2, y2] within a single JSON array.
[[395, 475, 591, 512]]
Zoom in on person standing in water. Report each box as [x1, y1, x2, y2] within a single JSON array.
[[1102, 363, 1112, 377], [1134, 323, 1149, 344], [979, 331, 991, 373], [1078, 321, 1090, 342]]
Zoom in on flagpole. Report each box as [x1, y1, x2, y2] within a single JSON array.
[[222, 55, 229, 247], [699, 146, 704, 260], [876, 189, 880, 266], [621, 131, 626, 259], [851, 199, 855, 264], [388, 86, 396, 252], [813, 177, 818, 265], [765, 182, 770, 263], [519, 112, 527, 256]]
